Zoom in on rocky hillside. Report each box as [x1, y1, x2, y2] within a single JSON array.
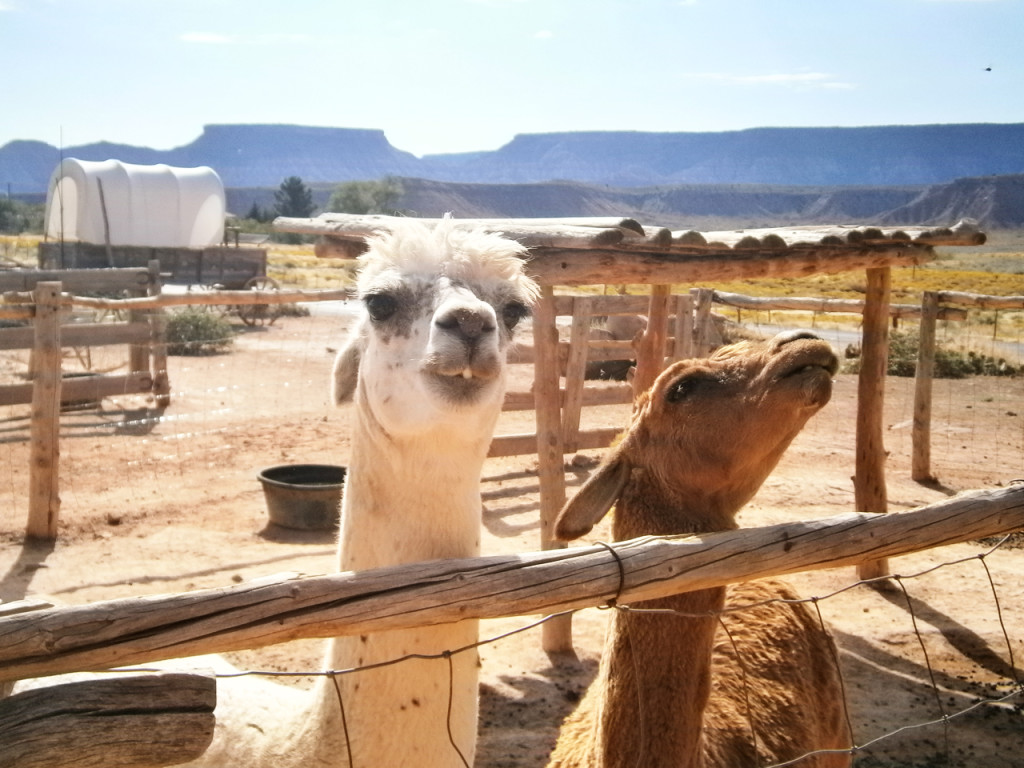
[[5, 123, 1024, 194], [8, 123, 1024, 228], [225, 175, 1024, 230]]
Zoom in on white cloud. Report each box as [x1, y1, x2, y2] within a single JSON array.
[[681, 71, 855, 90], [534, 29, 553, 39], [180, 32, 310, 46]]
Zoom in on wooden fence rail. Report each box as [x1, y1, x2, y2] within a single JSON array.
[[1, 483, 1021, 683]]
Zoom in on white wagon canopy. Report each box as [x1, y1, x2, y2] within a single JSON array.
[[44, 158, 225, 248]]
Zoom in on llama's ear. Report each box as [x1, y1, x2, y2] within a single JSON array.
[[554, 450, 632, 541], [332, 330, 364, 405]]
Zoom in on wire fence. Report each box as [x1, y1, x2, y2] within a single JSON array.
[[175, 535, 1020, 768]]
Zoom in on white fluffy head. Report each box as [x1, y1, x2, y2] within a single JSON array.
[[333, 218, 538, 441]]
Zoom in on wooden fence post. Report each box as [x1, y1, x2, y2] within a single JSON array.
[[912, 291, 940, 482], [532, 286, 574, 655], [856, 267, 891, 580], [27, 282, 63, 541], [673, 293, 695, 360], [147, 260, 171, 407]]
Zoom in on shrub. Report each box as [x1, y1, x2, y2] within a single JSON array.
[[165, 308, 235, 355], [843, 328, 1019, 378]]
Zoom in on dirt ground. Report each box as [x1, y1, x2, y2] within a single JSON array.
[[1, 313, 1022, 767]]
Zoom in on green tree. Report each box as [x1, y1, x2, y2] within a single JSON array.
[[0, 198, 42, 234], [0, 198, 18, 233], [327, 177, 403, 215], [274, 176, 315, 218], [245, 201, 262, 222]]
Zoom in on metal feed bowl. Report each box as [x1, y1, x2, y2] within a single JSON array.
[[258, 464, 345, 530]]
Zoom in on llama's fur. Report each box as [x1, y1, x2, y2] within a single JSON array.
[[182, 218, 538, 767], [548, 331, 851, 768]]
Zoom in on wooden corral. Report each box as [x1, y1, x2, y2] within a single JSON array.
[[0, 278, 352, 542], [0, 264, 170, 540], [276, 213, 988, 649]]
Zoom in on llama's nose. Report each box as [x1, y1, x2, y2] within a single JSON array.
[[435, 305, 496, 340]]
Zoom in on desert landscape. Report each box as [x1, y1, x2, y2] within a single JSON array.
[[0, 305, 1022, 767]]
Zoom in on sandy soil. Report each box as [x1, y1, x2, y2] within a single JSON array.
[[1, 313, 1022, 767]]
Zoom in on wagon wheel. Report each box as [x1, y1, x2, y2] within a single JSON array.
[[237, 276, 281, 326], [188, 284, 229, 317]]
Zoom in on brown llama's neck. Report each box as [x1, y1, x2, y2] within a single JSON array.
[[595, 586, 725, 768], [596, 476, 742, 768]]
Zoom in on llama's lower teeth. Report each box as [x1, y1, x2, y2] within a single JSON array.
[[462, 368, 473, 379]]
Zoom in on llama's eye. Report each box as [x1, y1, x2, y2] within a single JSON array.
[[666, 374, 717, 403], [501, 301, 529, 330], [365, 293, 398, 322]]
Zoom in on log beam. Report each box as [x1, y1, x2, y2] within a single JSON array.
[[1, 483, 1021, 683]]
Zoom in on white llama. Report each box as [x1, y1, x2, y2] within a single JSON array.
[[548, 331, 851, 768], [186, 218, 539, 767]]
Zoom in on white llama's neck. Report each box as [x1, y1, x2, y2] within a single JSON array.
[[298, 391, 495, 768]]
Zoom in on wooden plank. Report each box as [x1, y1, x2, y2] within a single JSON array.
[[276, 214, 643, 250], [552, 294, 651, 317], [489, 426, 622, 458], [934, 291, 1024, 309], [673, 293, 694, 359], [276, 215, 985, 252], [855, 267, 891, 580], [0, 373, 152, 408], [0, 323, 153, 351], [686, 220, 986, 249], [0, 673, 215, 768], [524, 245, 935, 287], [710, 290, 968, 320], [912, 291, 940, 482], [63, 287, 352, 310], [0, 268, 152, 294], [502, 383, 633, 412], [1, 483, 1021, 682], [27, 283, 62, 541]]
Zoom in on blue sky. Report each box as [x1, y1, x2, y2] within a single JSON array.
[[1, 0, 1021, 157]]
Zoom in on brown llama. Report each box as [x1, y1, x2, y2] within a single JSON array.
[[548, 330, 851, 768]]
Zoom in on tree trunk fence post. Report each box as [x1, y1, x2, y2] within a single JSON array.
[[27, 282, 63, 541], [855, 267, 892, 580], [692, 287, 716, 357], [912, 291, 940, 482], [561, 296, 593, 453], [532, 286, 574, 655], [632, 284, 672, 396]]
